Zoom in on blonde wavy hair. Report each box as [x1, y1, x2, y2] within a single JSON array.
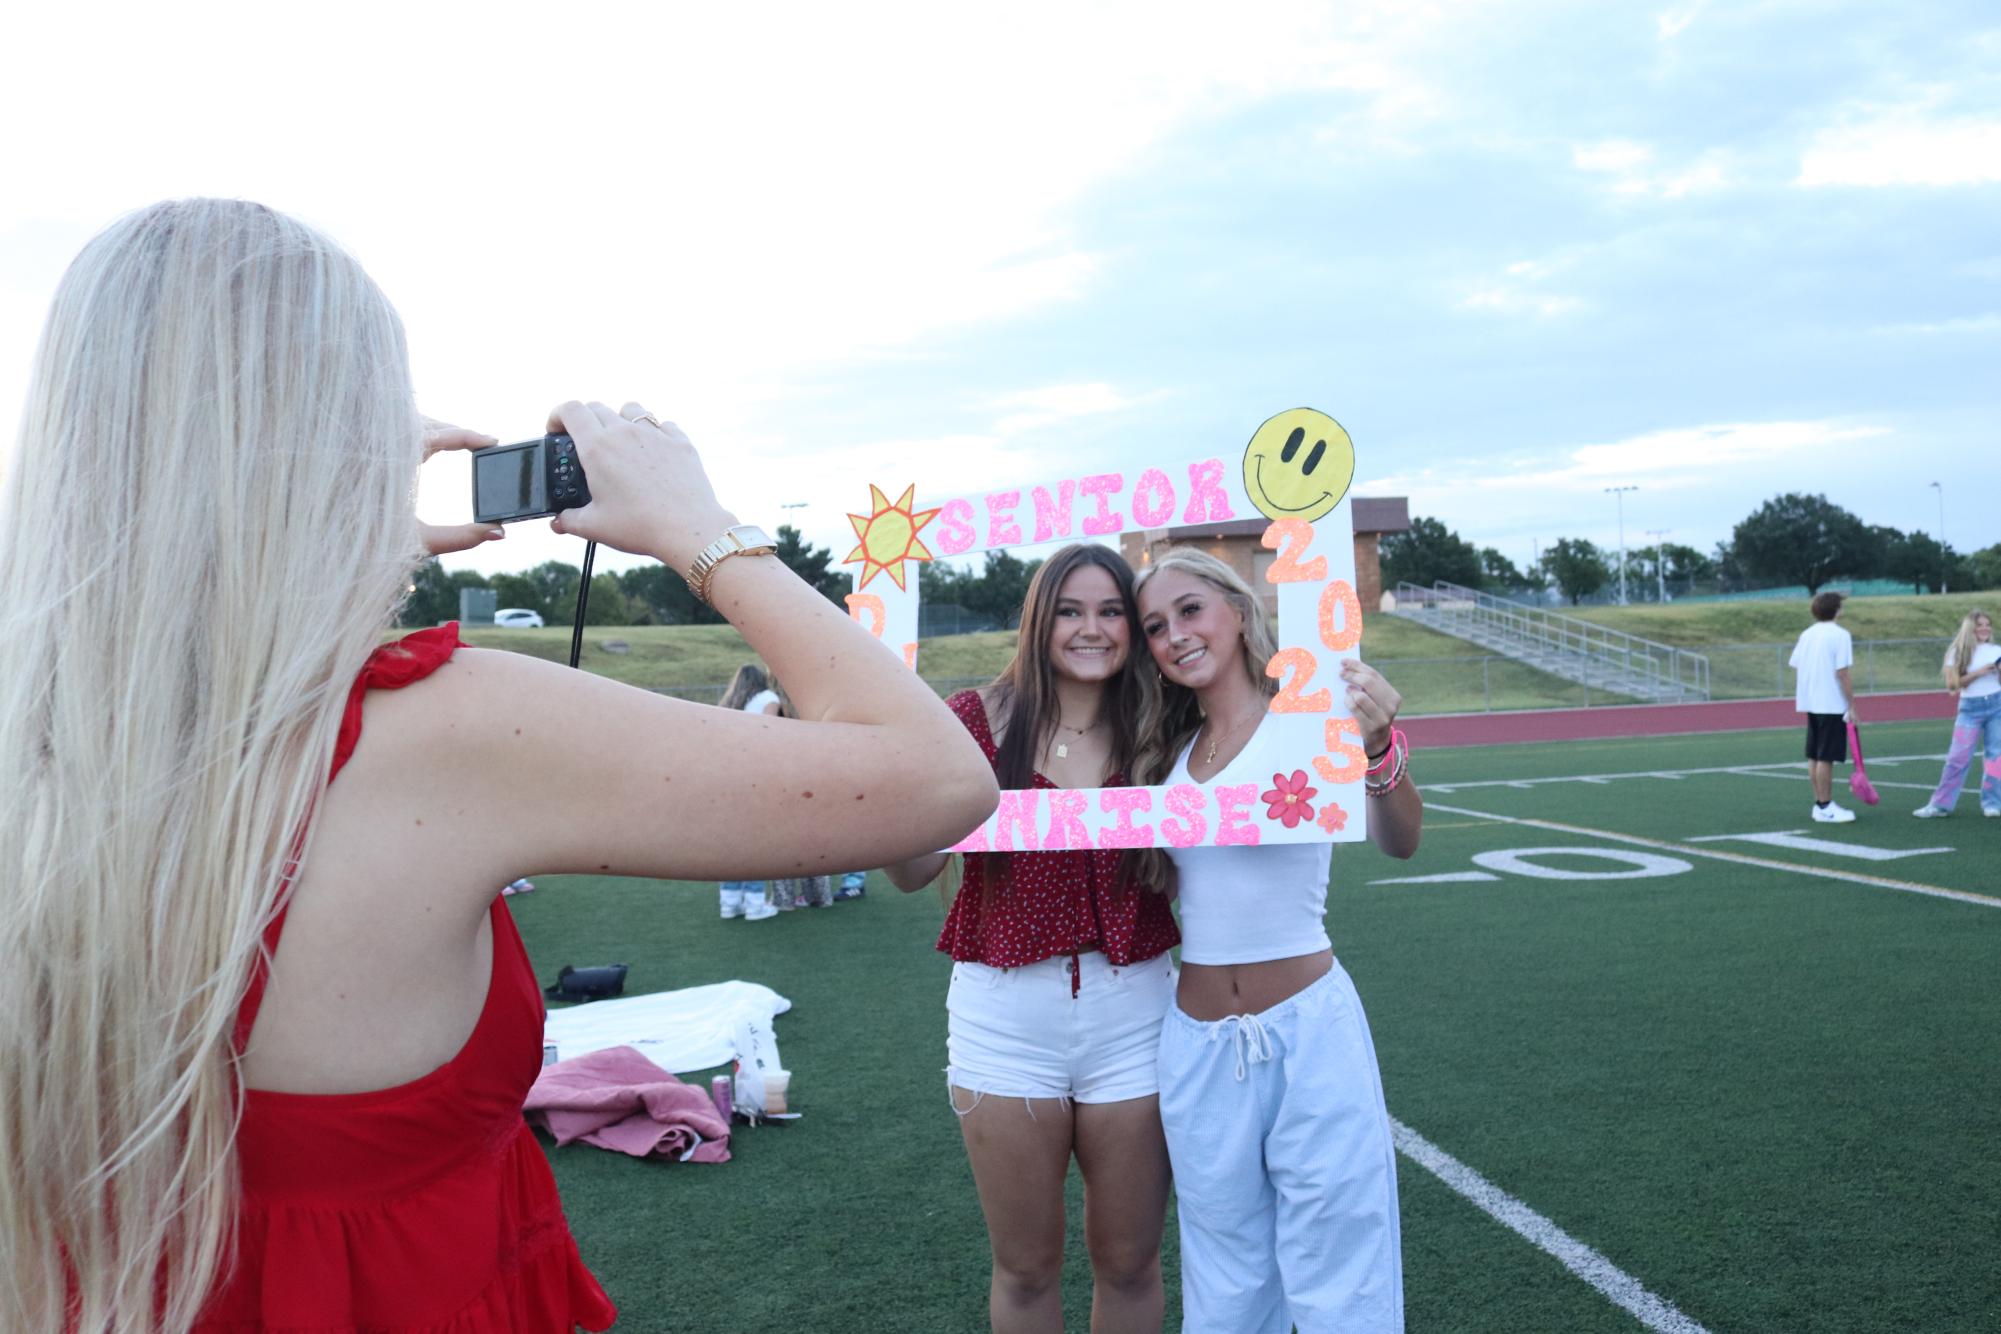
[[1942, 609, 1993, 690], [1128, 549, 1277, 889], [0, 200, 424, 1331]]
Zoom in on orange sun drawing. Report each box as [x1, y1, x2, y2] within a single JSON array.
[[845, 483, 940, 590]]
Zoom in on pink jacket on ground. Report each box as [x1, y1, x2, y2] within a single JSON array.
[[526, 1045, 732, 1163]]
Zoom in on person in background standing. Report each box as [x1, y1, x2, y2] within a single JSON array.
[[1913, 609, 2001, 818], [1789, 590, 1858, 824], [717, 664, 783, 920]]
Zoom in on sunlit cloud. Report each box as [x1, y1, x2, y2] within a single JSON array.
[[1655, 0, 1712, 40], [1798, 108, 2001, 186], [1572, 139, 1732, 197], [986, 381, 1164, 436], [1459, 258, 1583, 316], [1872, 313, 2001, 336]]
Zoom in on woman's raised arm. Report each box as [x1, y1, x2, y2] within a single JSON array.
[[369, 402, 996, 896]]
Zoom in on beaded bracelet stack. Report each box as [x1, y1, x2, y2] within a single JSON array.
[[1364, 726, 1410, 798]]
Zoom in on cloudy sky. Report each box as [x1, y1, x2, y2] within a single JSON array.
[[2, 0, 1995, 581]]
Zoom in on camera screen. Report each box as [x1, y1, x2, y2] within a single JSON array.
[[474, 443, 546, 520]]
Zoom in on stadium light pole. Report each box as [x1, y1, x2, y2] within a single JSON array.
[[1605, 486, 1638, 605], [1930, 482, 1947, 593], [1645, 528, 1671, 603]]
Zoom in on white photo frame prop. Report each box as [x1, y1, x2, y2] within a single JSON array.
[[844, 409, 1368, 850]]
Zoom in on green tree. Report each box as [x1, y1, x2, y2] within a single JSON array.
[[399, 560, 490, 628], [582, 571, 637, 625], [1731, 494, 1876, 594], [488, 560, 584, 621], [961, 549, 1043, 624], [1711, 540, 1746, 590], [1968, 543, 2001, 592], [919, 558, 976, 606], [774, 524, 850, 605], [1477, 547, 1528, 591], [1542, 537, 1610, 605], [616, 563, 720, 625], [1879, 527, 1957, 594], [1660, 542, 1714, 583], [1380, 516, 1483, 592]]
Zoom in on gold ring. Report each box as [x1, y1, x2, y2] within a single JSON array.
[[625, 409, 662, 428]]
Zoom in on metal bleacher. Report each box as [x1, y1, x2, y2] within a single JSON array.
[[1388, 581, 1710, 703]]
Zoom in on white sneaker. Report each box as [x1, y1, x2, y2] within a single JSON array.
[[1812, 803, 1857, 823], [1912, 804, 1950, 819], [720, 888, 744, 919], [741, 893, 778, 921], [1985, 808, 2001, 819]]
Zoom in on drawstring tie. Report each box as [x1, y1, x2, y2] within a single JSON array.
[[1211, 1012, 1274, 1081], [1069, 952, 1081, 998]]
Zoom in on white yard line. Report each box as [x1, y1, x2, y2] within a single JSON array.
[[1423, 802, 2001, 909], [1392, 1119, 1712, 1334], [1424, 754, 1945, 796], [1724, 768, 1937, 793]]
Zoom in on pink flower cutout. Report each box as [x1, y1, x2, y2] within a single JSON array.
[[1262, 770, 1317, 829], [1317, 800, 1348, 834]]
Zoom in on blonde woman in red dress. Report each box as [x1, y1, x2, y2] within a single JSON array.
[[0, 198, 997, 1333]]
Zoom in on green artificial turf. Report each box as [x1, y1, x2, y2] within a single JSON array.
[[512, 721, 2001, 1332]]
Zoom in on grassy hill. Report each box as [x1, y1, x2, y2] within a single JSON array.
[[1564, 591, 1998, 646], [436, 590, 1990, 712]]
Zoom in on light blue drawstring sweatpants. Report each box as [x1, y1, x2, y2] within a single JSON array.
[[1158, 961, 1403, 1333]]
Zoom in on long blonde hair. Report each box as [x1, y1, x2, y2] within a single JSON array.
[[1132, 547, 1279, 791], [0, 200, 424, 1332], [1943, 609, 1993, 689]]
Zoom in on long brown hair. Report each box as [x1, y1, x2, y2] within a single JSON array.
[[1133, 547, 1279, 789], [962, 545, 1161, 899], [719, 662, 771, 711], [986, 544, 1149, 790]]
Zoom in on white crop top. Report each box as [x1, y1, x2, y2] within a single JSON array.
[[1963, 643, 2001, 699], [1165, 717, 1334, 966]]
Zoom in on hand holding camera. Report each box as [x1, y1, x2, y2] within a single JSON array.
[[473, 400, 737, 572], [423, 418, 507, 556]]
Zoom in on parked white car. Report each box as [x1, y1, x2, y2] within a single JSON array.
[[493, 608, 545, 628]]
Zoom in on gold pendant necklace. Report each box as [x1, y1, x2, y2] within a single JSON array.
[[1053, 716, 1098, 761], [1201, 711, 1252, 767]]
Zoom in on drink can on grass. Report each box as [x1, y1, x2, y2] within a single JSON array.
[[710, 1075, 734, 1123]]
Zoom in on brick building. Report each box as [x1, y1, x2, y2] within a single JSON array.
[[1117, 496, 1411, 616]]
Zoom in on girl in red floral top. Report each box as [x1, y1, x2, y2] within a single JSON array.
[[888, 543, 1179, 1334]]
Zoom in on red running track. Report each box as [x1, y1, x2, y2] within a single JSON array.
[[1400, 691, 1955, 750]]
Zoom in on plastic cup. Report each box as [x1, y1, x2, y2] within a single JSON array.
[[764, 1069, 791, 1115]]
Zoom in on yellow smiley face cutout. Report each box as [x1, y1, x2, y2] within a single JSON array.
[[1242, 408, 1355, 523]]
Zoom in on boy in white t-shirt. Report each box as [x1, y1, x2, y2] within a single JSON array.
[[1789, 591, 1858, 823]]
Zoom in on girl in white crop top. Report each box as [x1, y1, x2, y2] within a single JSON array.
[[1915, 609, 2001, 817], [1136, 547, 1422, 1332]]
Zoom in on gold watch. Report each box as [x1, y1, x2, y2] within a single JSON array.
[[685, 524, 777, 604]]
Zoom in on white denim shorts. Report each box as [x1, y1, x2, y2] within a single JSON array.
[[946, 951, 1175, 1105]]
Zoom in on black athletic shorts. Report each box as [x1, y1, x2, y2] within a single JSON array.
[[1804, 712, 1848, 763]]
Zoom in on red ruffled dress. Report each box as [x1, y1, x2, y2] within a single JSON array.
[[196, 625, 617, 1333], [935, 690, 1179, 971]]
